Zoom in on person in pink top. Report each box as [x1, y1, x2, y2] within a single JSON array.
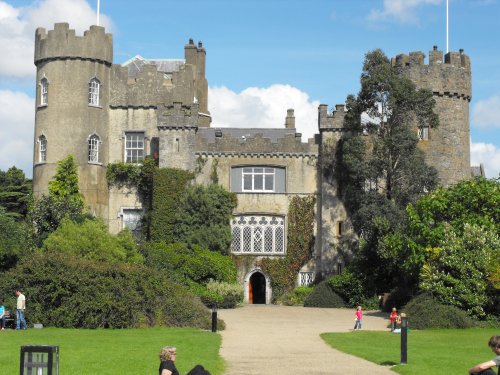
[[353, 306, 363, 330]]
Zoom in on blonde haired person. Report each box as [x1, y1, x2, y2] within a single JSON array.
[[159, 346, 179, 375]]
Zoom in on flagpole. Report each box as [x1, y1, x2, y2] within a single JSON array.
[[446, 0, 449, 53], [97, 0, 100, 26]]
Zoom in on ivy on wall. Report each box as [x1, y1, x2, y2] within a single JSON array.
[[149, 168, 194, 243], [257, 195, 316, 298]]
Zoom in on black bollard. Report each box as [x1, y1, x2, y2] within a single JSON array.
[[211, 305, 217, 332], [400, 316, 408, 364]]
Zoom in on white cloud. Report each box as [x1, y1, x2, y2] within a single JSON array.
[[0, 90, 35, 176], [0, 0, 112, 78], [472, 96, 500, 129], [471, 142, 500, 178], [368, 0, 442, 24], [208, 84, 321, 141]]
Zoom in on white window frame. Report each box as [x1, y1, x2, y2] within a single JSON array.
[[88, 77, 100, 106], [118, 207, 143, 233], [231, 215, 285, 255], [298, 272, 314, 286], [242, 167, 275, 192], [124, 132, 145, 163], [418, 126, 429, 141], [38, 135, 47, 163], [88, 134, 100, 163], [40, 77, 48, 106]]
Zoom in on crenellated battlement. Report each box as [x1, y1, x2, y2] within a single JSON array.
[[392, 46, 471, 100], [35, 23, 113, 66], [318, 104, 347, 131]]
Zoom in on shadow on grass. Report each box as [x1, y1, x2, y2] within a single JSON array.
[[380, 361, 397, 366]]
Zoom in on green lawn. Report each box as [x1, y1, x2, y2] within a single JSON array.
[[321, 328, 498, 375], [0, 327, 224, 375]]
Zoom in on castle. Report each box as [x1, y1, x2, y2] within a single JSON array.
[[32, 23, 474, 304]]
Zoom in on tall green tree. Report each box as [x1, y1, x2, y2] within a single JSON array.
[[328, 49, 439, 293], [29, 155, 87, 246], [0, 166, 31, 219], [0, 206, 33, 270]]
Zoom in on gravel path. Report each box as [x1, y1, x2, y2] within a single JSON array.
[[218, 305, 395, 375]]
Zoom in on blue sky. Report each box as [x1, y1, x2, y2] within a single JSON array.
[[1, 0, 499, 178]]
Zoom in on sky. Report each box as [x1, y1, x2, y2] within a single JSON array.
[[1, 0, 499, 179]]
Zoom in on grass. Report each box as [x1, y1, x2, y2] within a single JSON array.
[[321, 328, 498, 375], [0, 327, 224, 375]]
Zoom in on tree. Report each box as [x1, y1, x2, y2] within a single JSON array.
[[173, 184, 237, 254], [48, 154, 84, 207], [43, 218, 143, 264], [0, 166, 32, 219], [327, 49, 439, 293], [29, 155, 87, 245], [0, 206, 33, 270], [419, 223, 499, 318]]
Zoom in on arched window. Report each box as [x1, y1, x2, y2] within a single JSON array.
[[88, 134, 100, 163], [88, 77, 100, 106], [40, 78, 48, 106], [38, 135, 47, 162]]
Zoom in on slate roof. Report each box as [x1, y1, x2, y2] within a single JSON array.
[[121, 55, 185, 77], [198, 127, 300, 144]]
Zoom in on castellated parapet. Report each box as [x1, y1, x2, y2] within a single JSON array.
[[392, 47, 472, 187], [35, 23, 112, 65]]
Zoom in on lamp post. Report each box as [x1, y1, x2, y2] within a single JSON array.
[[20, 345, 59, 375], [400, 316, 408, 364], [211, 304, 218, 332]]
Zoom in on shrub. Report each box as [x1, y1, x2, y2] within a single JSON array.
[[143, 242, 237, 284], [277, 286, 314, 306], [403, 293, 476, 329], [328, 270, 365, 307], [200, 280, 243, 309], [0, 252, 212, 329], [304, 281, 346, 308]]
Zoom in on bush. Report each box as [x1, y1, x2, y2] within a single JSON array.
[[328, 270, 365, 307], [143, 242, 237, 284], [200, 280, 243, 309], [403, 293, 476, 329], [277, 286, 314, 306], [304, 281, 346, 308], [0, 252, 212, 329]]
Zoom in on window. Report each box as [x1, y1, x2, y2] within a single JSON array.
[[231, 166, 286, 193], [38, 135, 47, 162], [121, 208, 143, 236], [88, 134, 100, 163], [337, 221, 344, 236], [299, 272, 314, 286], [40, 78, 48, 106], [364, 178, 378, 192], [243, 167, 274, 192], [418, 126, 429, 141], [88, 78, 100, 106], [231, 215, 285, 255], [125, 132, 145, 163]]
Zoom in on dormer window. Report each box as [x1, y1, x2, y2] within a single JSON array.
[[88, 77, 100, 106], [40, 78, 48, 106]]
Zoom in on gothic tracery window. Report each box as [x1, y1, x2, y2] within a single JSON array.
[[38, 135, 47, 163], [231, 215, 285, 254]]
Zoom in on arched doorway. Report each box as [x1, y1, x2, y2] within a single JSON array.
[[249, 272, 266, 304]]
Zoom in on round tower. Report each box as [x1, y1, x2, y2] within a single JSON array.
[[33, 23, 113, 216], [392, 47, 472, 187]]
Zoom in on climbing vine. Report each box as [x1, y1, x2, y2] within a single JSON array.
[[260, 195, 316, 298]]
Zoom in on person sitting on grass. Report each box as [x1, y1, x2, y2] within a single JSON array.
[[468, 335, 500, 375], [159, 346, 179, 375]]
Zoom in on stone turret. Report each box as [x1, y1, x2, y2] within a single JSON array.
[[33, 23, 113, 217], [392, 46, 472, 186]]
